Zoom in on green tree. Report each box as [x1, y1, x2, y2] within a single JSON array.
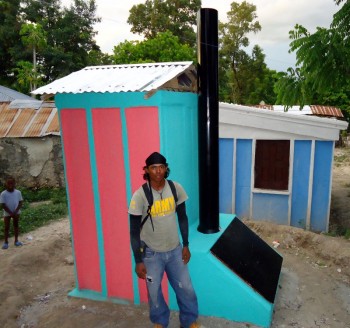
[[13, 60, 42, 93], [87, 50, 113, 66], [20, 0, 102, 82], [219, 1, 277, 104], [113, 40, 148, 64], [274, 0, 350, 121], [127, 0, 201, 46], [112, 31, 195, 64], [20, 23, 47, 90], [57, 0, 101, 70], [1, 0, 111, 93], [0, 0, 24, 86], [244, 46, 278, 105]]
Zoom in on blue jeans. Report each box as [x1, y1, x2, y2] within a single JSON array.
[[143, 244, 198, 328]]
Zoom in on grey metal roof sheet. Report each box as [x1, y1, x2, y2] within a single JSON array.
[[32, 61, 195, 96], [9, 99, 43, 110], [0, 85, 34, 102]]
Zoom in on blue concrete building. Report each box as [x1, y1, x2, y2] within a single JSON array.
[[219, 103, 348, 232]]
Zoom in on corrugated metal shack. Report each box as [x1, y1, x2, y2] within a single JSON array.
[[0, 88, 63, 187]]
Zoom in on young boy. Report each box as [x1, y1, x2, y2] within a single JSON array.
[[0, 177, 23, 250]]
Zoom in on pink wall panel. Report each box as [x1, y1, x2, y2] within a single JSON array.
[[92, 108, 133, 300], [125, 106, 169, 303], [126, 106, 160, 194], [60, 109, 101, 291]]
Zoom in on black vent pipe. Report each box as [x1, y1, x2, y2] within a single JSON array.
[[197, 8, 220, 234]]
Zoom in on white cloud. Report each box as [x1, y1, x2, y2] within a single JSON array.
[[252, 0, 338, 44], [60, 0, 341, 71]]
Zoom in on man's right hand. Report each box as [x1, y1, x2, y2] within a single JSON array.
[[135, 263, 147, 279]]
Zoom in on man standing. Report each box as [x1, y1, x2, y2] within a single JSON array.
[[129, 152, 200, 328]]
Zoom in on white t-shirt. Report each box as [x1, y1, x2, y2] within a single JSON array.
[[0, 189, 23, 216], [128, 180, 188, 252]]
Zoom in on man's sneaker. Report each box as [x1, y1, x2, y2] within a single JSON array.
[[2, 242, 8, 250], [189, 323, 202, 328], [14, 241, 23, 247], [180, 323, 203, 328]]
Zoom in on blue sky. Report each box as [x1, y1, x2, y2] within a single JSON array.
[[62, 0, 340, 72]]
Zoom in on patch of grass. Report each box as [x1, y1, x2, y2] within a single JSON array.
[[344, 229, 350, 240], [19, 203, 68, 233], [0, 188, 68, 240], [334, 154, 348, 163], [327, 224, 350, 240], [323, 230, 337, 237], [19, 187, 67, 203]]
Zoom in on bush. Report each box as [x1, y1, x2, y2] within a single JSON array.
[[19, 187, 67, 203], [19, 203, 68, 233], [344, 229, 350, 240]]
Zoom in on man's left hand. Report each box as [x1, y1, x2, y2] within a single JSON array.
[[182, 246, 191, 264]]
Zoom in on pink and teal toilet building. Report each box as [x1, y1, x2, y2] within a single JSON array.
[[32, 9, 283, 328], [33, 62, 282, 328]]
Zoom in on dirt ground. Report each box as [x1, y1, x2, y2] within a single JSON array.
[[330, 147, 350, 234], [1, 148, 350, 328]]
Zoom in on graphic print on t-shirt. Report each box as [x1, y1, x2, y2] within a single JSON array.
[[151, 196, 175, 218]]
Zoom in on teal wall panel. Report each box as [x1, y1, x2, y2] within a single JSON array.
[[158, 92, 199, 227]]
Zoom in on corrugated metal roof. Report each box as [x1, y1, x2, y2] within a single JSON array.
[[6, 109, 36, 137], [25, 107, 53, 137], [0, 104, 18, 136], [0, 101, 59, 138], [32, 61, 196, 97], [310, 105, 343, 118], [45, 111, 60, 135], [0, 85, 35, 102], [250, 104, 343, 118]]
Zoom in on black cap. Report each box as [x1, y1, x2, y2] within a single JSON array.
[[145, 152, 167, 166]]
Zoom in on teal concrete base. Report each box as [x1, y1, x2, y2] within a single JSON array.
[[168, 214, 279, 328], [68, 288, 131, 305], [68, 214, 280, 328]]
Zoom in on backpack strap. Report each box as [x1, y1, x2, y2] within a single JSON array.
[[167, 180, 178, 208], [141, 182, 154, 231], [142, 182, 153, 208]]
